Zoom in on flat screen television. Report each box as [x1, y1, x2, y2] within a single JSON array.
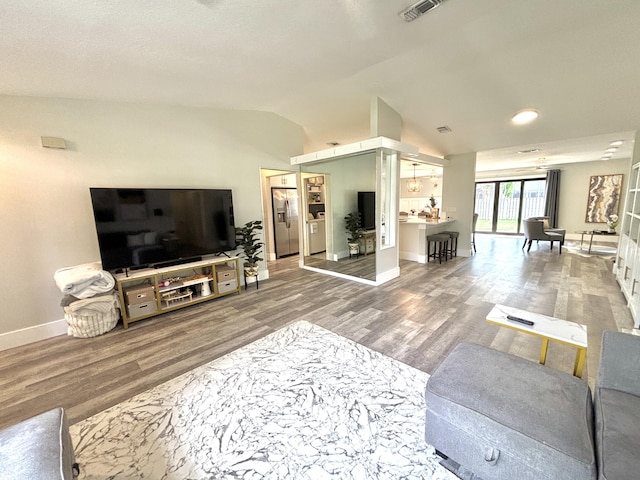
[[358, 191, 376, 230], [89, 188, 236, 271]]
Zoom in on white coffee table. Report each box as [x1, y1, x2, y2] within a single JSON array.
[[486, 304, 588, 378]]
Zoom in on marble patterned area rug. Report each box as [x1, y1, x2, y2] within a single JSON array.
[[70, 321, 458, 480]]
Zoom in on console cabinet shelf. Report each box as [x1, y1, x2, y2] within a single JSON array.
[[114, 257, 241, 328]]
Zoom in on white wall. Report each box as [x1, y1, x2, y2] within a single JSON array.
[[557, 158, 631, 233], [0, 95, 303, 346], [443, 152, 477, 256]]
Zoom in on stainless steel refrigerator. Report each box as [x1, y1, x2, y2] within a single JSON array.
[[272, 187, 299, 258]]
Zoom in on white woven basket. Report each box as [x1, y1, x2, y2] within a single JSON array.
[[64, 306, 119, 338]]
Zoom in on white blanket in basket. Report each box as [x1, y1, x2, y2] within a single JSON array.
[[64, 292, 120, 338]]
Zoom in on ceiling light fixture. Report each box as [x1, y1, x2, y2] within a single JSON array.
[[511, 109, 539, 125], [605, 147, 618, 153], [407, 163, 423, 192], [610, 140, 623, 147]]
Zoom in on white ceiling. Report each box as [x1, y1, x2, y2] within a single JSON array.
[[2, 0, 639, 173]]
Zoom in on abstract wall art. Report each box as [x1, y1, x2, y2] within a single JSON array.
[[585, 174, 623, 223]]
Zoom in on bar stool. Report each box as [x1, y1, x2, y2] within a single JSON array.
[[427, 233, 450, 264], [441, 231, 459, 259]]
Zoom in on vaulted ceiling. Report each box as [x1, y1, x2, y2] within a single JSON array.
[[2, 0, 639, 172]]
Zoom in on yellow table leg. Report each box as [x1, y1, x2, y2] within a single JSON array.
[[539, 338, 549, 365], [574, 347, 587, 378]]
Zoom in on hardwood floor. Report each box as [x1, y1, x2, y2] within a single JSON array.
[[0, 234, 634, 430]]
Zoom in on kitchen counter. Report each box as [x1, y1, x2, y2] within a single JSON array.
[[399, 218, 456, 263]]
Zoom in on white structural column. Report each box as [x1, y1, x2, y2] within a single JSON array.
[[442, 152, 477, 256], [370, 96, 402, 140]]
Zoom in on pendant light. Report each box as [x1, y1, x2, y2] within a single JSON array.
[[407, 163, 422, 192]]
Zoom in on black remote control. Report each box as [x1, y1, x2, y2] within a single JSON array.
[[506, 314, 534, 326]]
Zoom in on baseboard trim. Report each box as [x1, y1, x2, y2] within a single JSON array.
[[0, 319, 68, 352]]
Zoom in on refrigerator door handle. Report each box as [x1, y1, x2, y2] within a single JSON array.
[[285, 199, 291, 228]]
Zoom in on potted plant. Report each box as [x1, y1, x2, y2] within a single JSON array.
[[344, 212, 362, 256], [235, 220, 263, 276], [429, 195, 439, 219]]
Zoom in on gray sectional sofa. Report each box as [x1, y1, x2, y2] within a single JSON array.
[[0, 407, 77, 479], [425, 330, 640, 480]]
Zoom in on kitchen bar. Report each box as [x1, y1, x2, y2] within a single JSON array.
[[399, 216, 457, 264]]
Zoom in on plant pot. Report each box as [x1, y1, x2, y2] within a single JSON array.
[[348, 242, 360, 255], [244, 264, 259, 277]]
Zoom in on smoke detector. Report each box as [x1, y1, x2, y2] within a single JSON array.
[[400, 0, 447, 22]]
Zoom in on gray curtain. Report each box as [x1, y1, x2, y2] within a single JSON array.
[[544, 169, 561, 227]]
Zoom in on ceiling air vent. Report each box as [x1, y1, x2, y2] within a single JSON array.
[[400, 0, 447, 22], [436, 125, 452, 133]]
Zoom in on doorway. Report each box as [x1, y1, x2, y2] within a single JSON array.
[[260, 169, 300, 263]]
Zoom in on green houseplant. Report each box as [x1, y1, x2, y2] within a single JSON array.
[[235, 220, 263, 276], [344, 212, 362, 256]]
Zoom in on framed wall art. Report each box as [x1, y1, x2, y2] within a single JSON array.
[[585, 174, 623, 223]]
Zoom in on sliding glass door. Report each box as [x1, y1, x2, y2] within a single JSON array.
[[496, 181, 522, 233], [520, 180, 546, 231], [474, 178, 546, 234], [474, 183, 495, 232]]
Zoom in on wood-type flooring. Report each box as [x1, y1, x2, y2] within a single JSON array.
[[0, 235, 634, 430]]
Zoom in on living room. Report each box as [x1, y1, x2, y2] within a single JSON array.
[[2, 1, 640, 478]]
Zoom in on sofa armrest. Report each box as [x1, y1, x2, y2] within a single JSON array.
[[597, 331, 640, 396]]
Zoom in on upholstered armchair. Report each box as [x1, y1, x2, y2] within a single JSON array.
[[526, 216, 565, 245], [522, 219, 564, 254]]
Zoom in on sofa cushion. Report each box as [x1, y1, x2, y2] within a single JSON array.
[[425, 342, 596, 480], [595, 388, 640, 480], [0, 407, 76, 479]]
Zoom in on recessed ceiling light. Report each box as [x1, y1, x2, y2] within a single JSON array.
[[610, 140, 623, 147], [602, 153, 613, 159], [511, 109, 539, 125], [605, 147, 618, 153]]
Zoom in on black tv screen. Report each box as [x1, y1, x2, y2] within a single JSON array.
[[358, 191, 375, 231], [89, 188, 236, 271]]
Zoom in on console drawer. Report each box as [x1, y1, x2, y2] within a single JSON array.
[[124, 285, 155, 305], [218, 279, 238, 294], [216, 265, 236, 282], [127, 300, 158, 319]]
